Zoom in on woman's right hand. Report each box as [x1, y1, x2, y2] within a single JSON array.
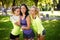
[[15, 21, 20, 26]]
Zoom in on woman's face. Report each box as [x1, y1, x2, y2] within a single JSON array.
[[14, 8, 20, 15], [30, 8, 36, 15], [21, 6, 26, 14]]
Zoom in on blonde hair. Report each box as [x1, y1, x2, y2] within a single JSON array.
[[31, 6, 39, 16]]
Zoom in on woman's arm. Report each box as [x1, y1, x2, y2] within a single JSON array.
[[10, 16, 20, 26], [22, 16, 31, 30], [15, 21, 20, 26]]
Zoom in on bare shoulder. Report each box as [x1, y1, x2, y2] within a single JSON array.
[[26, 15, 30, 20]]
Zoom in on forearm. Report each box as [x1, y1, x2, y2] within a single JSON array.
[[24, 27, 30, 30], [15, 22, 20, 26], [22, 26, 30, 30]]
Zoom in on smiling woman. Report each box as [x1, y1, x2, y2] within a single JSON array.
[[20, 4, 35, 40], [9, 6, 21, 40], [29, 6, 46, 40]]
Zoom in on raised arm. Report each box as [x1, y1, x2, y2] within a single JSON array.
[[10, 16, 20, 26]]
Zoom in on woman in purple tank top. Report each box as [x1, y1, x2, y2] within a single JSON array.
[[20, 4, 35, 40]]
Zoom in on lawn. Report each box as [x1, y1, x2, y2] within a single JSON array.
[[0, 16, 60, 40]]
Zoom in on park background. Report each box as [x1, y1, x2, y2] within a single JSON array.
[[0, 0, 60, 40]]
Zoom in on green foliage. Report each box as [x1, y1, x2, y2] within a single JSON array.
[[0, 0, 58, 11]]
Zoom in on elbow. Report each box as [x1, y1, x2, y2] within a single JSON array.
[[15, 23, 20, 26]]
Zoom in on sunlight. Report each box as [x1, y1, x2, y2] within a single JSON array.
[[0, 17, 9, 22], [51, 19, 57, 21], [44, 20, 49, 23]]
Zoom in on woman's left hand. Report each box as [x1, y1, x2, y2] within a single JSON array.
[[21, 26, 26, 30]]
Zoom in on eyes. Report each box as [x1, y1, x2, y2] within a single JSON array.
[[16, 10, 20, 12], [16, 9, 20, 12], [21, 6, 26, 10]]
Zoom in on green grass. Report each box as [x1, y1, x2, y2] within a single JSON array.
[[0, 16, 12, 40], [42, 20, 60, 40], [0, 16, 60, 40]]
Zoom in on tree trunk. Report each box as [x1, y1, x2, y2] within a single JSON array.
[[34, 0, 38, 7], [12, 0, 16, 6], [59, 0, 60, 4], [1, 0, 4, 7], [57, 0, 60, 10]]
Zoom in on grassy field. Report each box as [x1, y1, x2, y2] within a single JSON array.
[[0, 16, 60, 40]]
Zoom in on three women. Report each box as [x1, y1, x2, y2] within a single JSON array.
[[10, 4, 46, 40]]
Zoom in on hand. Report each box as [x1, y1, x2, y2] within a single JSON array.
[[21, 26, 26, 30]]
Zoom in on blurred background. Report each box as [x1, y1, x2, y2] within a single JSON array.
[[0, 0, 60, 40]]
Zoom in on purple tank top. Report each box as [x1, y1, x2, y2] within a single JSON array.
[[20, 17, 32, 34], [20, 17, 27, 27]]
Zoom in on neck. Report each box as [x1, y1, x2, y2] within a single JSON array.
[[22, 13, 25, 17], [14, 14, 19, 16], [32, 14, 36, 19]]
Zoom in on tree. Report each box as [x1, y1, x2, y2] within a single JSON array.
[[31, 0, 38, 7], [12, 0, 16, 6], [57, 0, 60, 10], [34, 0, 38, 7], [0, 0, 5, 7], [0, 0, 12, 8]]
